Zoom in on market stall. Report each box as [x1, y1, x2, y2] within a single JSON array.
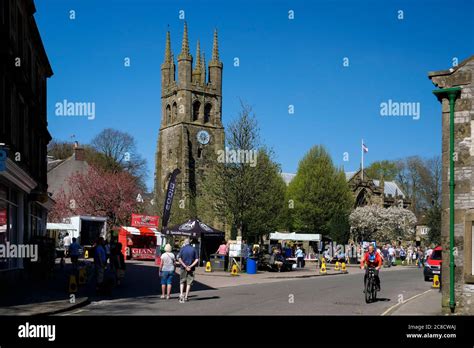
[[269, 232, 322, 261], [164, 218, 224, 265], [118, 226, 163, 260]]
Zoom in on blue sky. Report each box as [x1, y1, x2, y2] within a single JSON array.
[[34, 0, 474, 190]]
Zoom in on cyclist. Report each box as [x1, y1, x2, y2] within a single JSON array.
[[360, 244, 382, 292]]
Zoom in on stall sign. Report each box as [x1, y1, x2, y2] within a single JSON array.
[[131, 248, 155, 259], [131, 214, 159, 228]]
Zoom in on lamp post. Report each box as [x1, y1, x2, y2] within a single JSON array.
[[432, 86, 461, 313]]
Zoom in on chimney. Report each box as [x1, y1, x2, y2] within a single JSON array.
[[73, 142, 85, 161]]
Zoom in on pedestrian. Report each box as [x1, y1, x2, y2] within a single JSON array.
[[111, 242, 126, 285], [94, 237, 107, 292], [417, 248, 424, 268], [105, 241, 111, 267], [69, 237, 81, 270], [178, 238, 199, 302], [388, 244, 396, 266], [159, 243, 175, 299], [295, 245, 304, 268], [63, 232, 72, 257], [399, 246, 407, 265], [407, 245, 413, 265], [216, 240, 228, 271]]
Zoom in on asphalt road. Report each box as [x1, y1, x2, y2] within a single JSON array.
[[64, 267, 432, 316]]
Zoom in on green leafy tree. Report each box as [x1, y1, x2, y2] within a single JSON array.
[[287, 145, 353, 238], [200, 103, 286, 242], [365, 160, 399, 181]]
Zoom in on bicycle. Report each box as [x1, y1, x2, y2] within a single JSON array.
[[364, 267, 378, 303]]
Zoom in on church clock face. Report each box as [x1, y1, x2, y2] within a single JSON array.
[[197, 130, 210, 145]]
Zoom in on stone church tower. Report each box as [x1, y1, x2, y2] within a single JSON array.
[[154, 23, 225, 219]]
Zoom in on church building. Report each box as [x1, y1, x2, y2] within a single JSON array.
[[154, 23, 225, 219]]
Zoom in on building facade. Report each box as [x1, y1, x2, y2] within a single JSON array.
[[429, 55, 474, 314], [154, 23, 225, 218], [0, 0, 53, 278]]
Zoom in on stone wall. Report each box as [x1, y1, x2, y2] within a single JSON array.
[[429, 55, 474, 314]]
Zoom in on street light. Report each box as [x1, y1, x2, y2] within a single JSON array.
[[432, 86, 461, 313]]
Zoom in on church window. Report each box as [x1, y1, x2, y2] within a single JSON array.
[[172, 102, 177, 122], [204, 103, 212, 123], [198, 147, 202, 159], [166, 104, 171, 124], [193, 101, 200, 121]]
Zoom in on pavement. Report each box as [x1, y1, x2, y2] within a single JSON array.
[[384, 288, 443, 316]]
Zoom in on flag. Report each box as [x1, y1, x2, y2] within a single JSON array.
[[161, 168, 181, 230], [362, 143, 368, 153]]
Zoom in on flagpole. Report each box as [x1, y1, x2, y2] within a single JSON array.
[[361, 139, 364, 181]]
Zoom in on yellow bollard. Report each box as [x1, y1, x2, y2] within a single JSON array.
[[335, 261, 340, 271], [231, 264, 239, 276], [69, 275, 78, 293], [205, 261, 212, 272], [84, 249, 89, 259], [341, 262, 347, 273], [432, 275, 440, 289], [78, 268, 87, 285], [320, 259, 327, 275]]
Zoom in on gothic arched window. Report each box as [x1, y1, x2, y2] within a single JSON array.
[[172, 102, 177, 122], [166, 104, 171, 124], [204, 103, 212, 123], [193, 101, 200, 122]]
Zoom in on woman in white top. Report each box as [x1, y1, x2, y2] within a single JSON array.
[[159, 244, 176, 299]]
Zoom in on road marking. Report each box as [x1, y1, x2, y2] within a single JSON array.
[[381, 289, 433, 316]]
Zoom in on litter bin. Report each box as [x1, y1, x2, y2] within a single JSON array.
[[247, 257, 257, 274]]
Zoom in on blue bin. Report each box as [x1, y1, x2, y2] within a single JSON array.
[[247, 258, 257, 274]]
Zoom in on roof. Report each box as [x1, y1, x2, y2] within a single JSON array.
[[428, 55, 474, 78], [373, 180, 405, 198]]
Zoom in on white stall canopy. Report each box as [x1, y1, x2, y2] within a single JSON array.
[[270, 232, 321, 242]]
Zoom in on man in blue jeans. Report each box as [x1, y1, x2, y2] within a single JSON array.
[[178, 238, 199, 302]]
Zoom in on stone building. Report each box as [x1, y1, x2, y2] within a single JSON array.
[[282, 169, 409, 209], [154, 23, 225, 219], [429, 55, 474, 314], [0, 0, 53, 278]]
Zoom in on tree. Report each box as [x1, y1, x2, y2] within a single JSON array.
[[365, 160, 399, 181], [90, 128, 147, 183], [349, 205, 417, 242], [200, 103, 286, 242], [47, 140, 74, 159], [287, 145, 353, 239], [48, 166, 141, 229]]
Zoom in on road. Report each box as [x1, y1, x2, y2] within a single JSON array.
[[63, 265, 432, 316]]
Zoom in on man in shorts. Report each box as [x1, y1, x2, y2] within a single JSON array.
[[177, 238, 199, 302]]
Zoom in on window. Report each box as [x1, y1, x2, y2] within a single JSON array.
[[204, 104, 212, 123], [172, 102, 177, 123], [166, 105, 171, 124], [193, 101, 200, 121], [197, 148, 202, 159]]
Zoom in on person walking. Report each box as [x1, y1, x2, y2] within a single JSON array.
[[159, 244, 175, 299], [94, 237, 107, 293], [216, 240, 229, 271], [63, 233, 72, 257], [111, 243, 126, 285], [407, 245, 413, 265], [69, 237, 81, 271], [417, 248, 424, 268], [399, 246, 407, 265], [295, 245, 304, 268], [178, 239, 199, 302]]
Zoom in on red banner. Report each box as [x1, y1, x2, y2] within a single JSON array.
[[131, 214, 159, 228]]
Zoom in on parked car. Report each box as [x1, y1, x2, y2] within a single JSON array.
[[423, 246, 442, 281]]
